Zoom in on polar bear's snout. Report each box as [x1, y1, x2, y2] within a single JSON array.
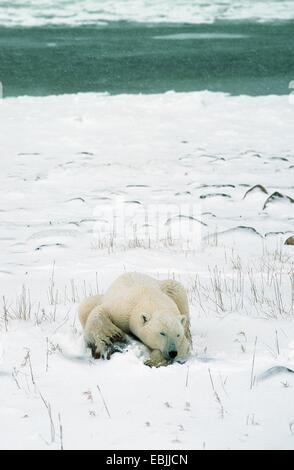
[[163, 339, 178, 360], [169, 350, 178, 359]]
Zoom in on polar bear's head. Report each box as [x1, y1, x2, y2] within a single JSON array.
[[138, 310, 188, 360]]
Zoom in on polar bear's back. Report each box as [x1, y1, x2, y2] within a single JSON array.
[[104, 272, 160, 298], [101, 272, 164, 331]]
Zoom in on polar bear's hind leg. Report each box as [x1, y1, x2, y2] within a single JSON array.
[[79, 294, 104, 328], [159, 279, 192, 345]]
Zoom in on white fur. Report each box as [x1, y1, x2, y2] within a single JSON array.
[[79, 272, 192, 366]]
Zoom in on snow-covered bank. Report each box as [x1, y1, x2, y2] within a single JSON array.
[[0, 91, 294, 449], [1, 0, 294, 27]]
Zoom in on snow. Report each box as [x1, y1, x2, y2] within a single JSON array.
[[0, 91, 294, 450], [0, 0, 294, 27]]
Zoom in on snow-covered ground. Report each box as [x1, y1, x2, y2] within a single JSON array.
[[1, 0, 294, 26], [0, 91, 294, 450]]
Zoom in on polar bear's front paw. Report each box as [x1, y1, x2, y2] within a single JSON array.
[[88, 337, 128, 360], [144, 358, 169, 368], [144, 350, 170, 368], [89, 343, 103, 359], [88, 338, 111, 360]]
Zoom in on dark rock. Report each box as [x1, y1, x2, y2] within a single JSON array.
[[165, 215, 207, 227], [125, 200, 142, 205], [66, 197, 86, 203], [126, 184, 149, 188], [243, 184, 268, 199], [175, 191, 192, 196], [271, 156, 288, 162], [263, 192, 294, 210], [200, 193, 231, 199]]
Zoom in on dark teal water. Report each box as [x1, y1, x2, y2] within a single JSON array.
[[0, 21, 293, 97]]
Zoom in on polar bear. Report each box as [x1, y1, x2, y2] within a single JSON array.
[[79, 272, 192, 367]]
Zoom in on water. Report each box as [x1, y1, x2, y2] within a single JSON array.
[[1, 21, 293, 97], [0, 1, 293, 97]]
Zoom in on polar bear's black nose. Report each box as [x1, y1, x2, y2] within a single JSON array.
[[169, 350, 177, 359]]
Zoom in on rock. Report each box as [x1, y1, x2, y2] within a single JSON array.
[[243, 184, 268, 199], [125, 200, 142, 205], [270, 156, 289, 162], [35, 243, 66, 251], [204, 226, 263, 248], [263, 191, 294, 210], [165, 215, 207, 227], [175, 191, 192, 196], [257, 366, 294, 382], [66, 197, 86, 203], [126, 184, 149, 188], [200, 193, 231, 199], [201, 184, 235, 189], [285, 236, 294, 246], [226, 226, 263, 237]]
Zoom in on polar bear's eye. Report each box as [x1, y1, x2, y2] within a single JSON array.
[[177, 334, 180, 337], [160, 332, 166, 336]]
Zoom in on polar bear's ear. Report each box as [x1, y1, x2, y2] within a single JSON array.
[[180, 315, 187, 326], [141, 313, 151, 325]]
